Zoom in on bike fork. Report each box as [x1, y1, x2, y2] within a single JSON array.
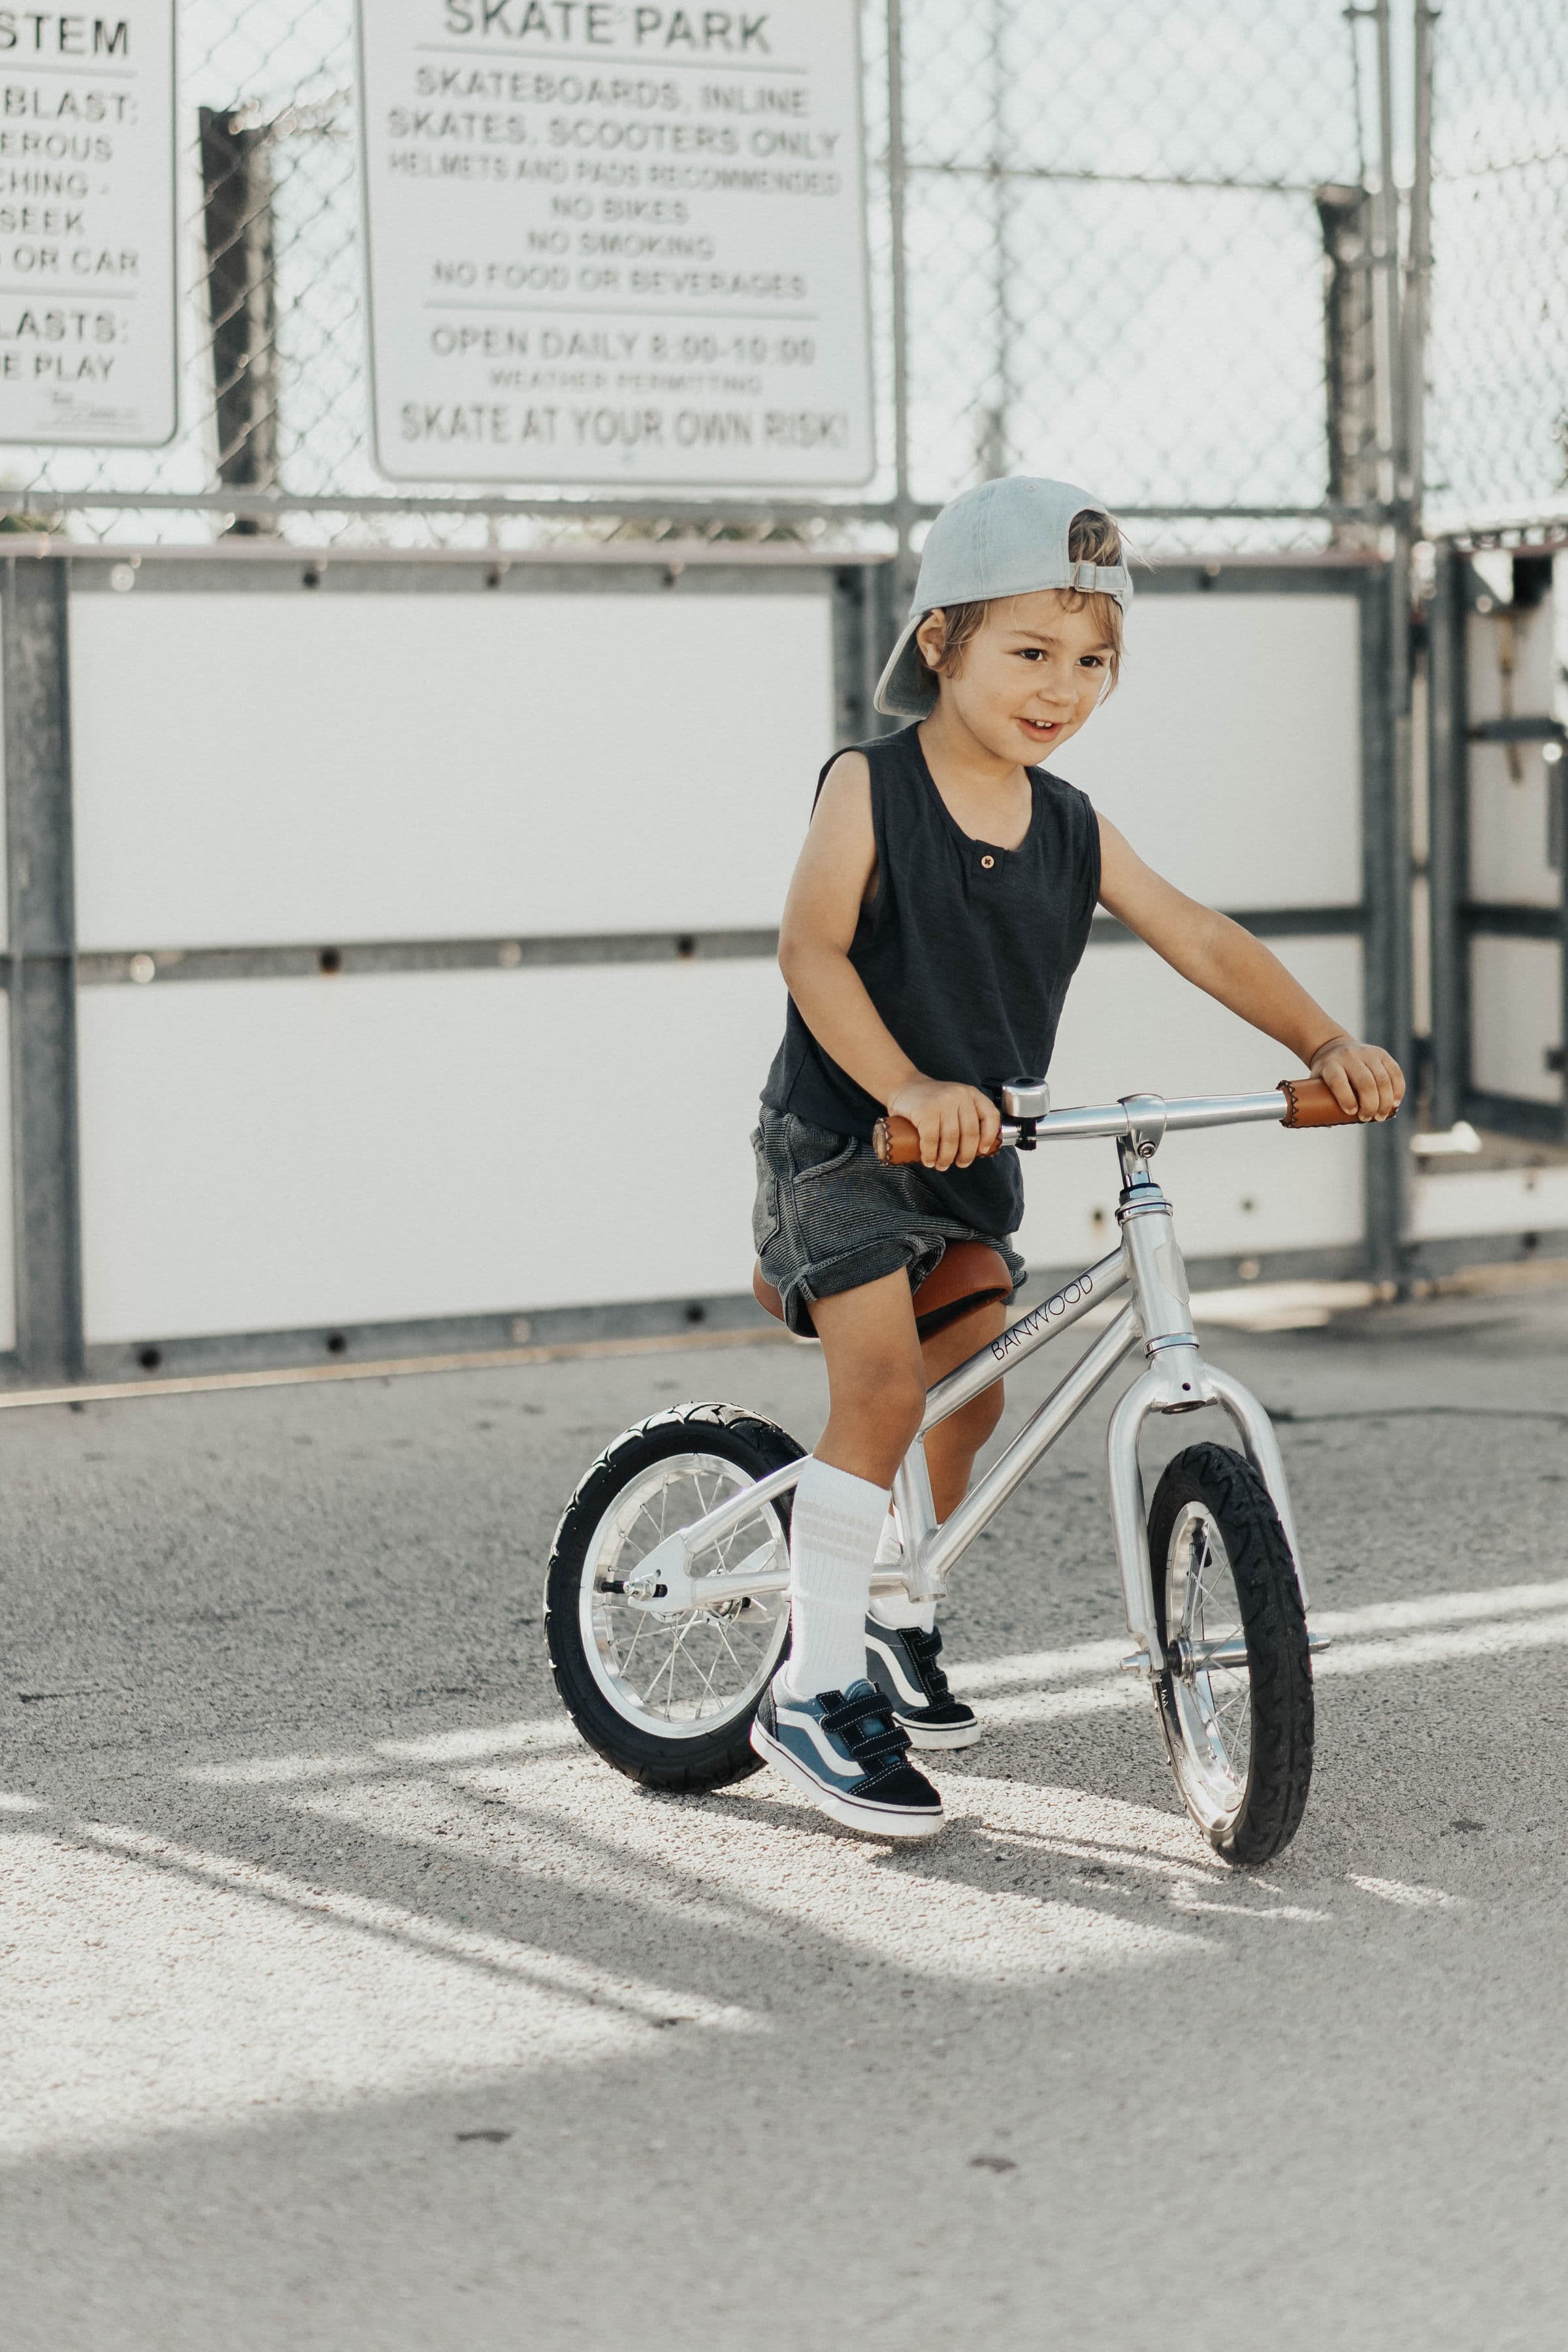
[[1109, 1135, 1308, 1678]]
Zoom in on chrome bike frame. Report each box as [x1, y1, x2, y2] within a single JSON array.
[[619, 1087, 1309, 1681]]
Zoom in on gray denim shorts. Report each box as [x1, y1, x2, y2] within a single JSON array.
[[751, 1107, 1027, 1338]]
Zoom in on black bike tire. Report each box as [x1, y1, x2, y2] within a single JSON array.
[[545, 1401, 804, 1792], [1149, 1440, 1315, 1866]]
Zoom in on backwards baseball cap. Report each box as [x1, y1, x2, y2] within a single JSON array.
[[874, 474, 1134, 721]]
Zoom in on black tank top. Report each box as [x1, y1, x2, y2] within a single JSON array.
[[761, 724, 1102, 1235]]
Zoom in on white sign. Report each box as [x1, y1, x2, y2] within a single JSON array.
[[0, 4, 176, 447], [356, 1, 874, 487]]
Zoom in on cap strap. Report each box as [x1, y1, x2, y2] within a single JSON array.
[[1072, 559, 1130, 593]]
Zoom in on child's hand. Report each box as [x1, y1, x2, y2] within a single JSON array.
[[1309, 1036, 1405, 1121], [887, 1077, 1003, 1170]]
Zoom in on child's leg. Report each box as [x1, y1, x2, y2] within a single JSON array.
[[791, 1281, 1005, 1678], [779, 1269, 926, 1700], [921, 1301, 1009, 1519], [870, 1301, 1007, 1632]]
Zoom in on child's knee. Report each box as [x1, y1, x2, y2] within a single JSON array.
[[873, 1365, 928, 1446], [975, 1376, 1005, 1437], [952, 1376, 1005, 1447], [838, 1359, 924, 1456]]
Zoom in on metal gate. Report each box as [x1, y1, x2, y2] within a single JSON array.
[[1421, 535, 1568, 1271]]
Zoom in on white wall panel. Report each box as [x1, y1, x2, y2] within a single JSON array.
[[1470, 935, 1561, 1104], [1467, 748, 1559, 907], [1412, 1165, 1568, 1241], [71, 591, 832, 950], [78, 962, 789, 1343], [1014, 934, 1365, 1272], [1050, 595, 1362, 909], [77, 939, 1362, 1346]]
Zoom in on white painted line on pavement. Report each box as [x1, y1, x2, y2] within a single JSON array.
[[949, 1641, 1130, 1693], [292, 1757, 1211, 1985], [185, 1582, 1568, 1791], [0, 1818, 759, 2164], [975, 1679, 1149, 1726], [953, 1583, 1568, 1729], [76, 1820, 758, 2032], [1348, 1875, 1463, 1910], [1316, 1610, 1568, 1676], [1312, 1578, 1568, 1637], [189, 1718, 577, 1786]]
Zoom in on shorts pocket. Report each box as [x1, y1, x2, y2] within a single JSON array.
[[786, 1115, 859, 1186]]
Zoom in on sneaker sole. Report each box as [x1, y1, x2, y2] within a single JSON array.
[[900, 1716, 983, 1751], [749, 1718, 945, 1840]]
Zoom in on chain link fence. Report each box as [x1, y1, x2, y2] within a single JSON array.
[[1424, 0, 1568, 539], [899, 0, 1375, 549], [0, 1, 1423, 552]]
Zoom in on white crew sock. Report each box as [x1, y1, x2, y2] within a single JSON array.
[[781, 1460, 890, 1701], [867, 1508, 939, 1634]]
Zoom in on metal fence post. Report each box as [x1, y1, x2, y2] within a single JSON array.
[[3, 555, 84, 1380], [884, 0, 915, 616], [199, 107, 280, 534], [1315, 184, 1380, 543], [1360, 563, 1407, 1286], [1426, 539, 1469, 1129]]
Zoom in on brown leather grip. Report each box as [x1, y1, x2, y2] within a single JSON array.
[[1277, 1075, 1365, 1128], [872, 1114, 1002, 1166]]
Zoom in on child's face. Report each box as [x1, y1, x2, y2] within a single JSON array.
[[924, 589, 1115, 765]]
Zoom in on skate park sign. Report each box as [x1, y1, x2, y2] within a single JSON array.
[[0, 4, 177, 447], [355, 0, 875, 486]]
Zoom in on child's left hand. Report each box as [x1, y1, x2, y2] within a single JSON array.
[[1309, 1035, 1404, 1121]]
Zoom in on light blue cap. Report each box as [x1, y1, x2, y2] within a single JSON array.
[[874, 474, 1132, 720]]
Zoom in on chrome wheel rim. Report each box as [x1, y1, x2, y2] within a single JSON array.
[[578, 1450, 791, 1741], [1164, 1501, 1251, 1831]]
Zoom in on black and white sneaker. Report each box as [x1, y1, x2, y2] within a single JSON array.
[[864, 1618, 981, 1750], [749, 1675, 945, 1840]]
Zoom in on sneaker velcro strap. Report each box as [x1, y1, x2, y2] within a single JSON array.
[[821, 1689, 899, 1739], [843, 1725, 910, 1771], [904, 1627, 951, 1701]]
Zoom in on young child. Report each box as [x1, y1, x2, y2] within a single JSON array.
[[749, 474, 1403, 1839]]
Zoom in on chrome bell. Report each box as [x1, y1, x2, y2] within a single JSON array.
[[1000, 1077, 1051, 1120]]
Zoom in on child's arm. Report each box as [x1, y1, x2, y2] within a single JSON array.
[[1098, 814, 1403, 1120], [777, 753, 1003, 1169]]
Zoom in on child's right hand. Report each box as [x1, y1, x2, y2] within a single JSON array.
[[886, 1077, 1003, 1171]]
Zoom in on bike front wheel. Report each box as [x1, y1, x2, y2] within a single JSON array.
[[1149, 1441, 1315, 1865], [545, 1401, 802, 1791]]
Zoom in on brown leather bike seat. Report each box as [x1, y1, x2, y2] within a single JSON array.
[[753, 1238, 1013, 1342]]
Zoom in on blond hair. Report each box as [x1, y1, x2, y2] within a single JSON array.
[[917, 507, 1125, 692]]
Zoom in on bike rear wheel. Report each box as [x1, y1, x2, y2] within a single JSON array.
[[545, 1402, 802, 1791], [1149, 1441, 1315, 1865]]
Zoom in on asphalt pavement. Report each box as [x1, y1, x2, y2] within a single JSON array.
[[2, 1275, 1565, 2350]]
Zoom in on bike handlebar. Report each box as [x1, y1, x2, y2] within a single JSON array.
[[870, 1077, 1375, 1166]]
